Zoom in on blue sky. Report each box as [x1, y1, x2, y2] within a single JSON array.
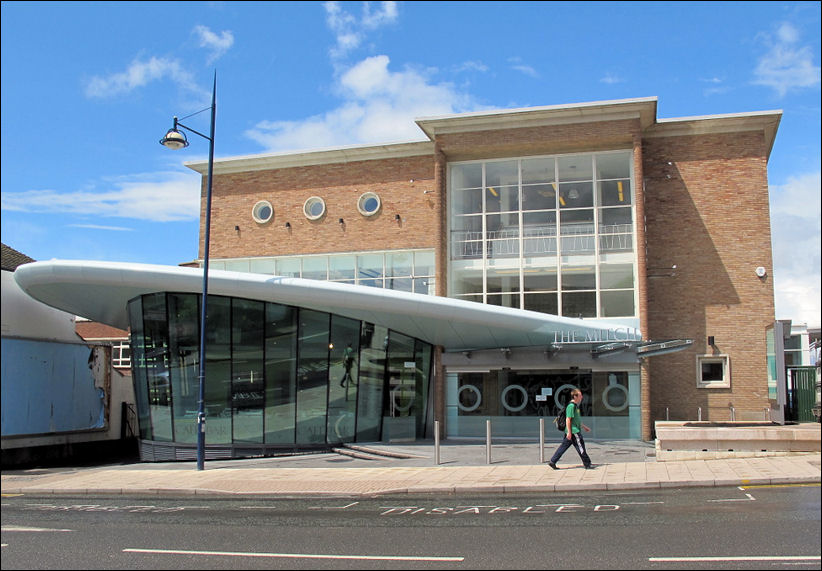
[[2, 1, 820, 327]]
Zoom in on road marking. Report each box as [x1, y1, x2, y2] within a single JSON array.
[[1, 526, 73, 532], [123, 548, 463, 562], [740, 483, 820, 489], [649, 556, 821, 562], [709, 493, 755, 502], [309, 502, 359, 510]]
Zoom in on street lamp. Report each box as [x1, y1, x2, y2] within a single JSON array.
[[160, 72, 216, 471]]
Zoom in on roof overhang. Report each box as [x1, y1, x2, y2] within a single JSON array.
[[644, 109, 782, 160], [13, 260, 666, 355], [415, 97, 659, 138]]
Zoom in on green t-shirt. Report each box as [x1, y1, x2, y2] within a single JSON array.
[[565, 402, 581, 434]]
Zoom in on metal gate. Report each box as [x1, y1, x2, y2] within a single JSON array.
[[787, 366, 818, 422]]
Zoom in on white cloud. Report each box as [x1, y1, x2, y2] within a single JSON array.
[[455, 61, 489, 74], [0, 172, 200, 223], [68, 224, 134, 232], [508, 57, 539, 78], [246, 55, 476, 151], [753, 22, 821, 97], [324, 1, 398, 60], [770, 171, 822, 327], [85, 56, 200, 98], [600, 72, 624, 85], [194, 25, 234, 64]]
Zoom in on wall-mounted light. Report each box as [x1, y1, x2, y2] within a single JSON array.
[[755, 266, 767, 278], [338, 217, 345, 225], [394, 214, 401, 222], [423, 190, 433, 194], [234, 225, 240, 232], [708, 336, 715, 347], [285, 222, 291, 230]]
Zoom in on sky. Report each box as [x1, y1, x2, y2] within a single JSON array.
[[1, 1, 820, 327]]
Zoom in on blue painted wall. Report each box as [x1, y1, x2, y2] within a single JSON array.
[[1, 338, 104, 435]]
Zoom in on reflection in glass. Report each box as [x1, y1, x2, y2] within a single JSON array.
[[205, 296, 232, 444], [143, 293, 172, 442], [232, 299, 264, 443], [296, 310, 330, 444], [265, 304, 297, 444], [169, 293, 199, 444], [327, 316, 360, 444], [357, 323, 387, 441]]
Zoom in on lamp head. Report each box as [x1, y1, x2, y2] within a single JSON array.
[[160, 117, 189, 149]]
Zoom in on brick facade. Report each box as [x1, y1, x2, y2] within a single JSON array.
[[191, 98, 779, 439], [643, 131, 775, 423], [205, 155, 437, 260]]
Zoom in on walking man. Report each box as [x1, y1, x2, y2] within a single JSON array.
[[548, 388, 594, 469]]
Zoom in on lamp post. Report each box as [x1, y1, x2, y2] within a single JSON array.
[[160, 72, 216, 470]]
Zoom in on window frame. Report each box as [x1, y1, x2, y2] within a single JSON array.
[[696, 354, 731, 389]]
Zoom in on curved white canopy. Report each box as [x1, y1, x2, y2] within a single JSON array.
[[14, 260, 646, 353]]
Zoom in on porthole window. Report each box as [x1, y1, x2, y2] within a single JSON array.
[[252, 200, 274, 224], [303, 196, 326, 220], [357, 192, 381, 216]]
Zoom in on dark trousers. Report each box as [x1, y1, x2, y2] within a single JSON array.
[[550, 432, 592, 467]]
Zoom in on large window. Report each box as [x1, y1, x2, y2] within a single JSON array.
[[128, 293, 433, 459], [449, 151, 636, 319], [212, 249, 436, 296]]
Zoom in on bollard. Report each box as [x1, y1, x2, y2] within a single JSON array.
[[486, 419, 492, 465], [730, 406, 736, 421], [434, 420, 440, 465], [698, 407, 702, 421], [666, 407, 669, 421], [764, 407, 770, 421], [539, 418, 545, 464]]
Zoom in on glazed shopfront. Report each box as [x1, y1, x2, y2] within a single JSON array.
[[129, 292, 433, 461]]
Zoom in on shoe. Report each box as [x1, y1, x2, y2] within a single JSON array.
[[548, 462, 558, 470], [584, 464, 595, 470]]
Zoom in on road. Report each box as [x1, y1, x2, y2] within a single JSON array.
[[2, 485, 820, 570]]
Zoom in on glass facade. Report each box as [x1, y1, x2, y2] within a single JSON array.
[[449, 151, 636, 319], [446, 369, 640, 439], [128, 293, 433, 460], [210, 249, 436, 295]]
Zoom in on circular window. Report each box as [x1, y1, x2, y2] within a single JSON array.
[[357, 192, 381, 216], [501, 384, 528, 412], [457, 384, 482, 412], [303, 196, 326, 220], [252, 200, 273, 224]]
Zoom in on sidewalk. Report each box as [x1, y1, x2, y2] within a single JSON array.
[[2, 440, 819, 498]]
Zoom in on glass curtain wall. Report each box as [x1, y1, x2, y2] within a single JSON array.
[[213, 249, 437, 296], [446, 369, 636, 439], [128, 294, 432, 457], [449, 151, 635, 319]]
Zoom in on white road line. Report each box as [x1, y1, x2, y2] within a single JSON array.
[[1, 526, 73, 532], [309, 502, 360, 510], [123, 548, 463, 562], [649, 555, 821, 562]]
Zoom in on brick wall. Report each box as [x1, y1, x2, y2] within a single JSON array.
[[642, 131, 776, 422], [204, 155, 438, 260], [435, 119, 640, 160]]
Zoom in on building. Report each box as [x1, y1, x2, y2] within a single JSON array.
[[1, 244, 136, 466], [13, 97, 784, 461], [75, 319, 132, 371]]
